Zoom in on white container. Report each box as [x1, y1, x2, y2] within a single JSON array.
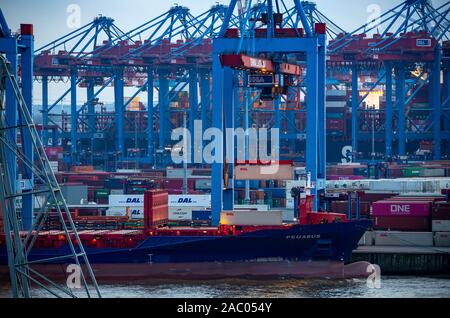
[[434, 232, 450, 247], [106, 207, 127, 217], [220, 210, 283, 226], [358, 231, 374, 246], [234, 204, 269, 211], [234, 164, 293, 180], [285, 180, 306, 190], [374, 231, 433, 247], [432, 220, 450, 232], [326, 101, 347, 108], [108, 195, 144, 207], [116, 169, 141, 174], [49, 161, 59, 173], [195, 179, 211, 190], [166, 168, 193, 179], [168, 195, 211, 208], [326, 90, 347, 97], [168, 207, 194, 221], [106, 206, 144, 219], [421, 169, 445, 177]]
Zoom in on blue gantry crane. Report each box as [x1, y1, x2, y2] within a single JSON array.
[[0, 9, 100, 298], [328, 0, 450, 161], [210, 0, 327, 224]]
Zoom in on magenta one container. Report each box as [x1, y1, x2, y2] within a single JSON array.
[[372, 201, 432, 217]]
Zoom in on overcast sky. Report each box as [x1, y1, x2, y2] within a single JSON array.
[[1, 0, 447, 104]]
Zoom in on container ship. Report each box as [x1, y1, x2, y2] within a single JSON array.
[[0, 190, 371, 279]]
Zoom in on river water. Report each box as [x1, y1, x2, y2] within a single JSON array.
[[1, 276, 450, 298]]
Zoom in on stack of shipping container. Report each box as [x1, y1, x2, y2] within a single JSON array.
[[326, 90, 347, 137], [167, 194, 211, 226], [106, 194, 144, 220], [432, 199, 450, 247]]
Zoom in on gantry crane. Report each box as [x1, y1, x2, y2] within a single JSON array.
[[0, 9, 101, 298]]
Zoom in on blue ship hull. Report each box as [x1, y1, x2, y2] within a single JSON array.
[[0, 220, 371, 265]]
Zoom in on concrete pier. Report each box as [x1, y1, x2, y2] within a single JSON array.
[[351, 246, 450, 275]]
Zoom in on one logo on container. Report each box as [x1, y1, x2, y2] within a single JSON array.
[[390, 204, 410, 215]]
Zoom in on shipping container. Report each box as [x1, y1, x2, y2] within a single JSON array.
[[192, 210, 212, 221], [166, 168, 193, 179], [421, 168, 445, 177], [432, 220, 450, 232], [105, 206, 144, 219], [194, 179, 211, 190], [234, 164, 293, 180], [372, 216, 430, 231], [434, 232, 450, 247], [402, 167, 423, 177], [220, 210, 283, 226], [144, 190, 169, 228], [168, 207, 193, 221], [363, 192, 398, 204], [108, 194, 144, 207], [326, 101, 347, 107], [168, 195, 211, 207], [106, 207, 128, 217], [432, 202, 450, 220], [372, 201, 431, 217], [45, 146, 64, 160], [60, 184, 88, 205], [374, 231, 433, 246], [234, 204, 270, 211]]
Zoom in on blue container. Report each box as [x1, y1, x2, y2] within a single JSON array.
[[234, 180, 245, 188], [105, 178, 123, 189], [192, 210, 212, 221], [270, 188, 286, 199], [250, 180, 259, 189]]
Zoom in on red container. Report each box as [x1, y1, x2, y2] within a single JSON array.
[[144, 190, 169, 229], [389, 196, 445, 203], [372, 216, 430, 231], [364, 192, 398, 204], [148, 191, 168, 207], [163, 179, 195, 190], [432, 204, 450, 220], [372, 201, 431, 217], [45, 146, 64, 160]]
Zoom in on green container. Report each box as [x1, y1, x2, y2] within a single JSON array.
[[402, 167, 423, 177], [94, 189, 109, 198]]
